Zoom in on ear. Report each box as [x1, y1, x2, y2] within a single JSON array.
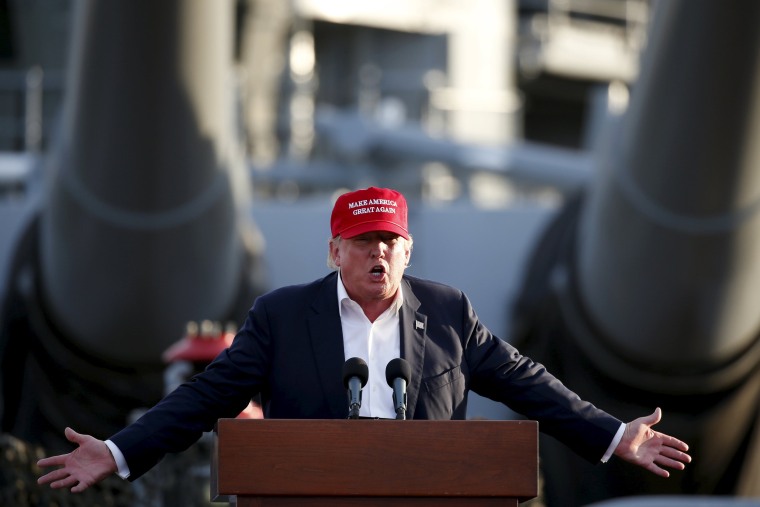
[[330, 241, 341, 266]]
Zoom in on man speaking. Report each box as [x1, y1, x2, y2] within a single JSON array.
[[37, 187, 690, 491]]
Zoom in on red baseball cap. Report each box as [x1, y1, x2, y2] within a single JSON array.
[[331, 187, 409, 240]]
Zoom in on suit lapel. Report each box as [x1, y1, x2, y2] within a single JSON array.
[[307, 272, 347, 418], [399, 277, 426, 420]]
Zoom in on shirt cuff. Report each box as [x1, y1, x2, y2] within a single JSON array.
[[104, 439, 131, 479], [600, 422, 626, 463]]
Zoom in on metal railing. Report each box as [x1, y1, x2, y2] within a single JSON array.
[[0, 67, 64, 153]]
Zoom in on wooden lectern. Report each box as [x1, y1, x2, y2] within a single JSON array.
[[211, 419, 538, 506]]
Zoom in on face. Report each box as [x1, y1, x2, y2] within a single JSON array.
[[331, 231, 411, 307]]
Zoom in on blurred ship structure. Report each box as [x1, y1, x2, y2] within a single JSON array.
[[512, 0, 760, 505], [0, 1, 758, 506]]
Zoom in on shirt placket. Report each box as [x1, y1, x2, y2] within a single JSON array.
[[365, 321, 377, 415]]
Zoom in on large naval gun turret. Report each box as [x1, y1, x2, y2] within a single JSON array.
[[513, 0, 760, 505], [0, 0, 265, 456]]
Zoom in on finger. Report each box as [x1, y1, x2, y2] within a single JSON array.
[[37, 468, 69, 485], [71, 481, 91, 494], [654, 432, 690, 452], [37, 455, 67, 468], [647, 462, 670, 478], [665, 437, 690, 452], [52, 475, 80, 490], [659, 446, 691, 463], [654, 455, 687, 471]]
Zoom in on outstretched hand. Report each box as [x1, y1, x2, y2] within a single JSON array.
[[37, 427, 117, 493], [614, 407, 691, 477]]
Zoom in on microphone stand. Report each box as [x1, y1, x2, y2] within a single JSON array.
[[348, 401, 361, 419], [393, 385, 407, 420]]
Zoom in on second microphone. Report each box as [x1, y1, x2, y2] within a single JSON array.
[[385, 358, 411, 420]]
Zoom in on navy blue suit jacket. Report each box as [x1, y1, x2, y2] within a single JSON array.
[[110, 272, 622, 480]]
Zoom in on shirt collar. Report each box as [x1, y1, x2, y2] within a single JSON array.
[[336, 270, 404, 318]]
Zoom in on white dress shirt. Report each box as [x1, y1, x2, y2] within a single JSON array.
[[337, 271, 401, 419]]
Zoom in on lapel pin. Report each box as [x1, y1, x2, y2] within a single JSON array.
[[415, 320, 424, 330]]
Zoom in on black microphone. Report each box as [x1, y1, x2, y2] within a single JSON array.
[[342, 357, 369, 419], [385, 358, 411, 420]]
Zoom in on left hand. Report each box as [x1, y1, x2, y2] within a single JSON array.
[[614, 407, 691, 477]]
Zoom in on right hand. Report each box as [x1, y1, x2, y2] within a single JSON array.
[[37, 427, 117, 493]]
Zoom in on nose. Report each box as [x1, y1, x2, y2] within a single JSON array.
[[370, 240, 386, 258]]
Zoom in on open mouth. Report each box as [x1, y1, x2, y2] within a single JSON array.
[[370, 265, 386, 278]]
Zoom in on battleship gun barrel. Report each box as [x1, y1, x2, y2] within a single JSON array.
[[576, 0, 760, 393], [39, 0, 258, 364]]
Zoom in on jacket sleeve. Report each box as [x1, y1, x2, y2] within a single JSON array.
[[109, 301, 271, 480], [461, 292, 622, 463]]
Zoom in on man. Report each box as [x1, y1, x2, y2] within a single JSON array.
[[38, 186, 691, 492]]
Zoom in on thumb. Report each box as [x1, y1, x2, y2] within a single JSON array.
[[64, 427, 85, 445], [645, 407, 662, 426]]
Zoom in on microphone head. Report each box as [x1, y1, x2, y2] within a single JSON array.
[[385, 358, 411, 386], [342, 357, 369, 388]]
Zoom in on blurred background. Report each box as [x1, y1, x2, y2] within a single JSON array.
[[0, 0, 758, 506]]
